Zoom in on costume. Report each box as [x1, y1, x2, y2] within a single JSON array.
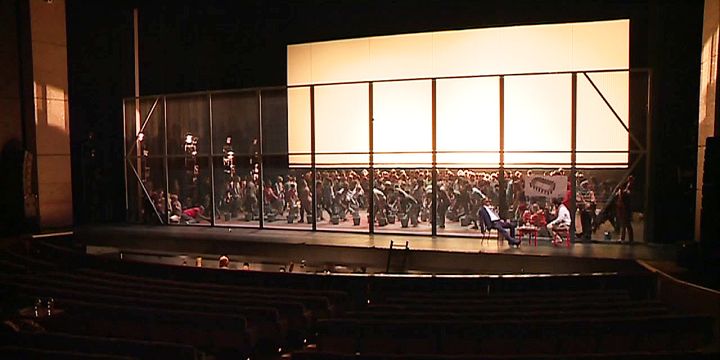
[[549, 203, 572, 228], [478, 205, 519, 246]]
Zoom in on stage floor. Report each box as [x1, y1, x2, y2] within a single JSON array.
[[76, 224, 672, 275], [123, 222, 667, 260]]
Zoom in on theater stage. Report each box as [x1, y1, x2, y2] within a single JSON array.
[[74, 224, 674, 275]]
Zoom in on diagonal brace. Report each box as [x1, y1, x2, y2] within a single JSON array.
[[126, 157, 165, 225], [125, 97, 160, 158], [582, 72, 645, 152]]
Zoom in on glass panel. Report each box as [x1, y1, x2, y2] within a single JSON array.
[[126, 157, 166, 224], [314, 83, 370, 167], [578, 167, 644, 243], [436, 77, 500, 168], [435, 168, 501, 237], [211, 91, 260, 156], [315, 167, 370, 233], [167, 155, 212, 226], [261, 89, 289, 157], [124, 98, 137, 156], [287, 87, 311, 166], [577, 71, 630, 167], [125, 161, 141, 223], [124, 97, 164, 158], [504, 74, 571, 167], [372, 168, 432, 235], [166, 95, 211, 156], [373, 80, 432, 167], [262, 162, 312, 230], [212, 154, 260, 227], [505, 167, 569, 245], [261, 89, 312, 229]]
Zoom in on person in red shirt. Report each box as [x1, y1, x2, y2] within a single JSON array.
[[182, 205, 209, 223]]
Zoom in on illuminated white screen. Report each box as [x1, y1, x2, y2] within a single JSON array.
[[315, 84, 369, 167], [288, 19, 630, 167], [287, 87, 311, 166], [373, 80, 432, 167], [436, 77, 500, 167], [577, 72, 630, 166], [504, 74, 572, 167]]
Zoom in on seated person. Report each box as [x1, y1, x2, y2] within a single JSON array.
[[521, 208, 533, 225], [477, 197, 521, 247], [168, 194, 183, 222], [218, 255, 230, 269], [530, 203, 547, 227], [547, 197, 571, 242]]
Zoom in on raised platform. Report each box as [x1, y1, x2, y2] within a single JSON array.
[[74, 224, 674, 275]]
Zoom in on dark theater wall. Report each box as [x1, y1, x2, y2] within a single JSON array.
[[66, 0, 704, 243]]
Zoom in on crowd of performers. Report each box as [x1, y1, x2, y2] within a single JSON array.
[[204, 168, 635, 242], [141, 137, 636, 242]]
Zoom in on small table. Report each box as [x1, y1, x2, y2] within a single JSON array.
[[517, 225, 539, 246]]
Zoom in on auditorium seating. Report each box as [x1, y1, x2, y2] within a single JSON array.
[[0, 237, 717, 360], [2, 332, 199, 360]]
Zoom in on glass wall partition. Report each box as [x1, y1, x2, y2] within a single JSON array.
[[124, 69, 649, 244], [261, 87, 313, 230], [210, 90, 261, 227], [371, 80, 432, 235], [124, 97, 166, 224], [165, 94, 212, 226]]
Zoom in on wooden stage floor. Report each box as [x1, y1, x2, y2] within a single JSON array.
[[75, 224, 675, 275]]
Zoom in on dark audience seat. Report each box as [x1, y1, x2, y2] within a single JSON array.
[[0, 346, 137, 360], [2, 332, 200, 360], [1, 239, 716, 360]]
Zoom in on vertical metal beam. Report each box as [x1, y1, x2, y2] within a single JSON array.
[[163, 96, 170, 222], [498, 76, 507, 218], [208, 93, 216, 226], [133, 8, 140, 100], [369, 82, 375, 234], [122, 99, 129, 221], [132, 10, 141, 162], [431, 79, 437, 236], [257, 90, 265, 229], [133, 8, 142, 222], [644, 70, 654, 243], [310, 86, 317, 231], [570, 73, 578, 244]]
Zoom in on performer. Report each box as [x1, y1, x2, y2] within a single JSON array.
[[436, 185, 450, 228], [576, 180, 596, 240], [243, 176, 258, 219], [478, 197, 521, 247], [547, 197, 572, 242], [469, 187, 487, 229], [396, 188, 420, 227], [297, 178, 312, 223], [372, 187, 388, 226], [615, 176, 634, 242]]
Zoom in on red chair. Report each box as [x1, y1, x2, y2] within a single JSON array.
[[552, 227, 571, 248]]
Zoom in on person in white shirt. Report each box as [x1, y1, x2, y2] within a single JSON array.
[[547, 197, 571, 242]]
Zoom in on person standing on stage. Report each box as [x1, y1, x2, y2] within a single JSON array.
[[615, 176, 634, 242]]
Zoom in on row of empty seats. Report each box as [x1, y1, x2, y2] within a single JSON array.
[[0, 237, 717, 360]]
